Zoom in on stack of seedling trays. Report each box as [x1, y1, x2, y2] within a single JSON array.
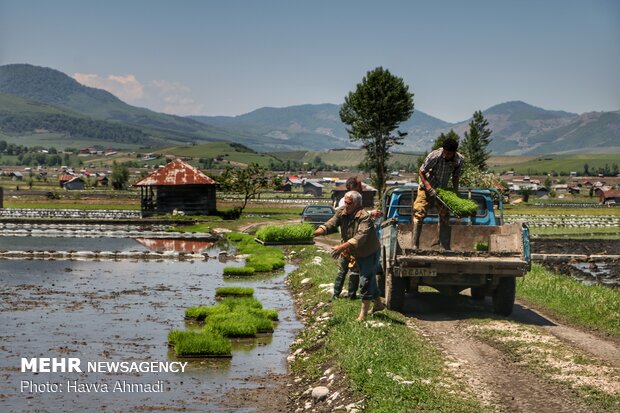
[[168, 287, 278, 358], [254, 223, 315, 245]]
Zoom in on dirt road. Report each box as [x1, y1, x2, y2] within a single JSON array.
[[402, 293, 619, 412]]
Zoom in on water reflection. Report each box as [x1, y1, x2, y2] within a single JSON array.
[[135, 238, 214, 253]]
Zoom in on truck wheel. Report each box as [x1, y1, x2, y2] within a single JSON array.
[[470, 287, 486, 301], [492, 277, 515, 316], [385, 268, 405, 311]]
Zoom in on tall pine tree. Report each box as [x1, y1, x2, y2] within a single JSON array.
[[462, 110, 492, 172]]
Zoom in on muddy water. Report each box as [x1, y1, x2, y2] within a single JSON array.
[[0, 247, 301, 412]]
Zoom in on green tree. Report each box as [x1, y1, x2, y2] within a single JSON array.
[[340, 67, 414, 200], [462, 110, 492, 172], [218, 163, 271, 211], [111, 161, 130, 190], [432, 130, 460, 150]]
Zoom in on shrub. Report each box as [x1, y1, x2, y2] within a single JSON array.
[[215, 287, 254, 297], [436, 188, 479, 216], [168, 330, 232, 357], [255, 223, 314, 243], [223, 266, 256, 276]]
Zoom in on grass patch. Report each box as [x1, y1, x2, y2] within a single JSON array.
[[436, 188, 479, 216], [287, 246, 487, 412], [167, 330, 232, 357], [255, 223, 314, 243], [215, 287, 254, 297], [517, 264, 620, 337]]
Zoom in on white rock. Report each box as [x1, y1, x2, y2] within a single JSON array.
[[311, 386, 329, 402], [300, 278, 312, 285]]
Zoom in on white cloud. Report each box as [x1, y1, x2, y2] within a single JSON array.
[[74, 73, 144, 102], [73, 73, 204, 115], [150, 79, 204, 115]]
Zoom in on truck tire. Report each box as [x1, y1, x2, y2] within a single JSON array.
[[385, 268, 405, 311], [492, 277, 516, 316]]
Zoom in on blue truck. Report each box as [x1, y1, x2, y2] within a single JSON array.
[[377, 185, 531, 316]]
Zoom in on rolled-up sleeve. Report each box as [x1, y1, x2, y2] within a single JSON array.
[[319, 212, 340, 235]]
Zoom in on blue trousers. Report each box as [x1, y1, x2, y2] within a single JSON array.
[[356, 250, 380, 301]]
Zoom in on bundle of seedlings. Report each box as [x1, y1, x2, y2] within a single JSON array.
[[223, 266, 256, 276], [224, 232, 285, 274], [205, 311, 274, 337], [167, 330, 232, 357], [185, 303, 230, 321], [435, 188, 479, 216], [474, 241, 489, 252], [255, 223, 314, 244], [215, 287, 254, 297]]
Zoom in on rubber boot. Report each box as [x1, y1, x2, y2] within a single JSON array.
[[438, 211, 451, 250], [371, 297, 385, 314], [357, 300, 371, 321], [411, 218, 423, 251]]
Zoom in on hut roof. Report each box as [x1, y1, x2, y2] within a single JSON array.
[[133, 159, 217, 187]]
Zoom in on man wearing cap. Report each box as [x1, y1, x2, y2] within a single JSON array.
[[413, 137, 464, 250]]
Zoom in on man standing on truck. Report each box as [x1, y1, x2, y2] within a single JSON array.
[[413, 137, 464, 249], [314, 191, 385, 320]]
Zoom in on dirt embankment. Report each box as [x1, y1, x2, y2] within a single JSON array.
[[531, 239, 620, 256]]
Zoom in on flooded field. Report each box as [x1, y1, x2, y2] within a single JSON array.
[[0, 243, 301, 412]]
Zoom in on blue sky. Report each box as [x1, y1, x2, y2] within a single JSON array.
[[1, 0, 619, 122]]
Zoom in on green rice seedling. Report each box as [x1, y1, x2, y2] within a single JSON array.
[[215, 287, 254, 297], [251, 314, 275, 333], [184, 304, 230, 321], [436, 188, 479, 216], [167, 329, 184, 346], [248, 307, 279, 321], [223, 266, 256, 276], [219, 297, 263, 311], [255, 223, 314, 243], [171, 330, 232, 357], [474, 241, 489, 252], [205, 312, 259, 337], [225, 232, 285, 273], [246, 251, 285, 272]]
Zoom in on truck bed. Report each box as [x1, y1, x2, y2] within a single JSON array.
[[390, 222, 529, 277]]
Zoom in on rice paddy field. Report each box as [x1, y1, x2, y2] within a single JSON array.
[[0, 243, 301, 412]]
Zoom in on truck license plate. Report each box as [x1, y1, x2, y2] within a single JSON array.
[[401, 267, 437, 277]]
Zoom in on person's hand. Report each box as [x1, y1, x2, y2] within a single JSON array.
[[330, 248, 342, 260], [426, 187, 437, 198], [369, 209, 383, 219]]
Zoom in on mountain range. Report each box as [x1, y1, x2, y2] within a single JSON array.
[[1, 63, 619, 154]]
